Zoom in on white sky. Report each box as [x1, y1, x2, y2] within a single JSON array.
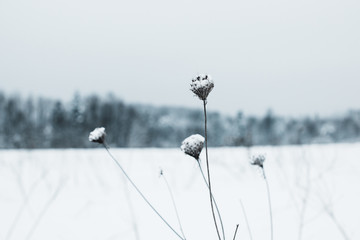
[[0, 0, 359, 116]]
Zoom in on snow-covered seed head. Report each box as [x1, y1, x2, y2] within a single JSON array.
[[190, 74, 214, 101], [250, 154, 265, 168], [89, 127, 106, 144], [181, 134, 205, 160]]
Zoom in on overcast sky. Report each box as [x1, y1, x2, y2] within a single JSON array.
[[0, 0, 359, 116]]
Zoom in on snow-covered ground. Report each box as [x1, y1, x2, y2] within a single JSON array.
[[0, 143, 359, 240]]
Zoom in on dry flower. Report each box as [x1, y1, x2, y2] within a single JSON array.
[[250, 154, 265, 168], [89, 127, 106, 144], [181, 134, 205, 160], [190, 74, 214, 101]]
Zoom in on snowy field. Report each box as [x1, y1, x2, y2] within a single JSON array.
[[0, 143, 359, 240]]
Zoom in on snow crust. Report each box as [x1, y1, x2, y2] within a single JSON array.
[[0, 143, 358, 240]]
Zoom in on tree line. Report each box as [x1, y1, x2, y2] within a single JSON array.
[[0, 92, 359, 148]]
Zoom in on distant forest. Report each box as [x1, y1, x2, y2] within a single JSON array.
[[0, 92, 360, 148]]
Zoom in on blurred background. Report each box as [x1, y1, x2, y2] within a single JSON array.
[[1, 0, 360, 149], [0, 91, 360, 148]]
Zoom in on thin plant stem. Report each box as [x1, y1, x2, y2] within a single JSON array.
[[122, 179, 140, 240], [6, 171, 48, 240], [203, 100, 222, 240], [198, 161, 226, 240], [328, 212, 350, 240], [262, 168, 273, 240], [160, 171, 187, 240], [297, 159, 311, 240], [25, 179, 64, 240], [103, 143, 185, 240], [232, 224, 239, 240], [318, 191, 350, 240], [239, 200, 253, 240]]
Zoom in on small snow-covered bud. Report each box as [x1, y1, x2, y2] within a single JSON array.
[[181, 134, 205, 160], [250, 154, 265, 168], [190, 74, 214, 101], [89, 127, 106, 144]]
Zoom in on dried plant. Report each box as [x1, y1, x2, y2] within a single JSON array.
[[251, 154, 273, 240], [240, 199, 253, 240], [89, 127, 185, 240], [86, 76, 278, 240], [160, 169, 187, 240], [181, 134, 225, 240], [232, 224, 239, 240], [189, 74, 222, 240], [180, 134, 204, 161], [190, 74, 214, 101], [88, 127, 106, 144]]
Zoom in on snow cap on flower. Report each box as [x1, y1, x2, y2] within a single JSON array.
[[250, 154, 265, 168], [89, 127, 106, 144], [181, 134, 205, 160], [190, 74, 214, 101]]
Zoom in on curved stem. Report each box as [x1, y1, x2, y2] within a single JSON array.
[[232, 224, 239, 240], [161, 172, 187, 240], [262, 168, 273, 240], [103, 143, 185, 240], [122, 177, 140, 240], [239, 200, 253, 240], [203, 100, 222, 240], [198, 161, 226, 240]]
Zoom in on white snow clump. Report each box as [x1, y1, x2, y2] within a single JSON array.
[[181, 134, 205, 160], [190, 74, 214, 101], [89, 127, 106, 144]]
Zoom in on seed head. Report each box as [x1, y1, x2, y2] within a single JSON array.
[[89, 127, 106, 144], [181, 134, 205, 160], [250, 154, 265, 168], [190, 74, 214, 101]]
